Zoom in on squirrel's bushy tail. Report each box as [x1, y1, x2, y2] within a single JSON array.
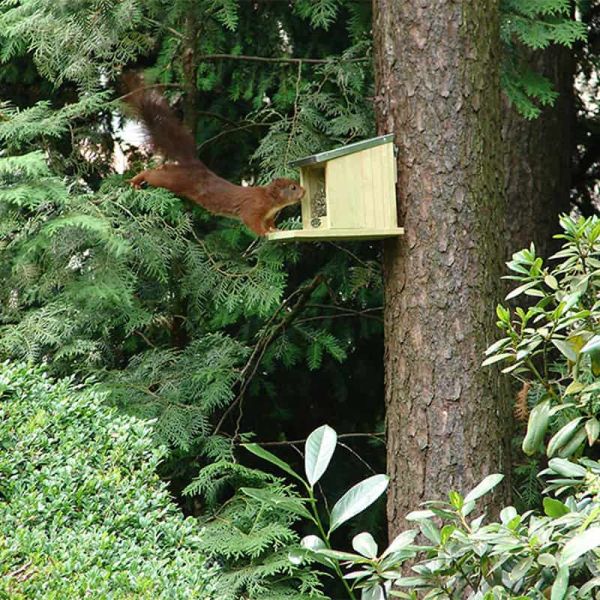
[[122, 72, 200, 165]]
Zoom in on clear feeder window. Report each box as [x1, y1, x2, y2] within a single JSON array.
[[307, 168, 326, 228]]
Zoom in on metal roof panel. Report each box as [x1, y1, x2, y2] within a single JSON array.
[[289, 134, 394, 167]]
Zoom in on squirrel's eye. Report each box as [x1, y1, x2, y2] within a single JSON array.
[[290, 185, 296, 191]]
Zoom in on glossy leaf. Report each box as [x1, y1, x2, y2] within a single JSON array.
[[560, 527, 600, 566], [304, 424, 337, 487], [382, 530, 417, 557], [585, 417, 600, 445], [243, 443, 305, 484], [581, 335, 600, 354], [463, 474, 504, 505], [551, 565, 569, 600], [543, 497, 569, 518], [547, 418, 584, 457], [329, 474, 389, 533], [352, 532, 378, 558]]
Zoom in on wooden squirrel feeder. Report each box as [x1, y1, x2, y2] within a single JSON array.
[[267, 134, 404, 241]]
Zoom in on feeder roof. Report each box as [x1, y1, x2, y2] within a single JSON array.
[[289, 134, 394, 168]]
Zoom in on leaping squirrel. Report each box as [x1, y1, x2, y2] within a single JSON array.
[[122, 73, 304, 236]]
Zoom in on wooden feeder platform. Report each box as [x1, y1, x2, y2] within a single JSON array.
[[268, 134, 404, 242]]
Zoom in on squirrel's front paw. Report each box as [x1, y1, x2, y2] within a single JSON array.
[[130, 176, 148, 189]]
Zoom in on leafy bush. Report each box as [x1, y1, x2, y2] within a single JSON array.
[[288, 217, 600, 599], [485, 215, 600, 462], [247, 216, 600, 599], [0, 362, 213, 599], [256, 427, 599, 599]]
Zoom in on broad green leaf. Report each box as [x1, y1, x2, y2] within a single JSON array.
[[509, 557, 534, 582], [406, 510, 435, 521], [547, 458, 587, 478], [506, 280, 540, 300], [329, 474, 389, 533], [392, 576, 429, 587], [440, 524, 456, 544], [560, 527, 600, 566], [304, 424, 337, 487], [313, 548, 367, 562], [484, 337, 510, 355], [557, 426, 587, 458], [352, 532, 378, 558], [551, 566, 569, 600], [500, 506, 518, 524], [461, 500, 476, 517], [547, 418, 584, 457], [344, 569, 372, 580], [382, 530, 417, 558], [552, 339, 578, 362], [522, 399, 551, 456], [564, 380, 586, 395], [585, 418, 600, 445], [361, 585, 386, 600], [545, 275, 558, 290], [591, 349, 600, 376], [301, 536, 336, 568], [537, 553, 556, 567], [481, 352, 513, 367], [579, 577, 600, 596], [419, 519, 441, 544], [463, 474, 504, 505], [543, 497, 569, 518], [581, 335, 600, 354], [301, 535, 326, 551], [243, 443, 306, 484]]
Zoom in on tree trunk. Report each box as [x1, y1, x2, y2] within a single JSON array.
[[373, 1, 513, 536], [503, 46, 574, 260]]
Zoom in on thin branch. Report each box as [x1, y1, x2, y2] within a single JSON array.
[[197, 53, 368, 65], [143, 16, 184, 39], [214, 276, 323, 437], [132, 329, 158, 349], [328, 242, 373, 267], [307, 303, 383, 313], [113, 83, 184, 104], [338, 441, 377, 475], [296, 307, 383, 324], [284, 61, 303, 167], [196, 121, 270, 151], [252, 432, 384, 447]]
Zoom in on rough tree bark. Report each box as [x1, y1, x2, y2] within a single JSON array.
[[503, 46, 574, 259], [373, 1, 513, 535]]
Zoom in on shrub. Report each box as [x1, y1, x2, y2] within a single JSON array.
[[0, 361, 213, 599]]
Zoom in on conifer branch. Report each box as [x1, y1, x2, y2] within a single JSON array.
[[197, 53, 368, 65], [214, 275, 323, 437]]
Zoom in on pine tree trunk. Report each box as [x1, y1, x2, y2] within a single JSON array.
[[373, 1, 513, 535], [503, 46, 574, 259]]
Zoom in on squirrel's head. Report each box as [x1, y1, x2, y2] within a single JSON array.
[[267, 178, 305, 207]]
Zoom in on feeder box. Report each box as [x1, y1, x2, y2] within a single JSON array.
[[267, 134, 403, 241]]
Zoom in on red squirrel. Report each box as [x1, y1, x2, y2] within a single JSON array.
[[122, 74, 304, 236]]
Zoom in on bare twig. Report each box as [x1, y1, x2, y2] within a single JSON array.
[[196, 121, 270, 151], [197, 53, 368, 65], [338, 441, 377, 475], [249, 432, 384, 447], [214, 276, 323, 437]]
